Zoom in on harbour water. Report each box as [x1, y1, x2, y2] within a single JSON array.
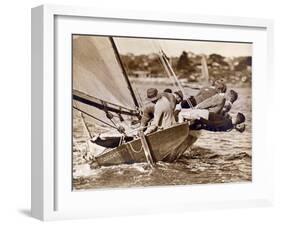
[[72, 83, 252, 190]]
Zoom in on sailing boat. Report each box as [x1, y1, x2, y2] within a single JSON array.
[[181, 54, 210, 90], [73, 36, 199, 167]]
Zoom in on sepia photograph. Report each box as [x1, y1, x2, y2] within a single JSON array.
[[72, 35, 252, 190]]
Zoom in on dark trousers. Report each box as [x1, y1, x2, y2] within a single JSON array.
[[92, 136, 134, 148], [190, 112, 233, 132]]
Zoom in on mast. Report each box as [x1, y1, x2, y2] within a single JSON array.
[[109, 37, 140, 108], [158, 49, 194, 109]]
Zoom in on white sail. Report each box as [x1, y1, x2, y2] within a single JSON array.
[[200, 54, 209, 85], [73, 36, 138, 133]]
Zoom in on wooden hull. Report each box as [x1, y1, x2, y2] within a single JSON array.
[[94, 123, 198, 166]]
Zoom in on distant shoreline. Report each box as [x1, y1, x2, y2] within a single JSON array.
[[129, 77, 251, 89]]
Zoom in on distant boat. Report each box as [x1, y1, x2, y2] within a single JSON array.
[[73, 36, 199, 167], [182, 54, 210, 90]]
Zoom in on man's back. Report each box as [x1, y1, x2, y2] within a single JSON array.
[[194, 86, 218, 104], [145, 93, 176, 134], [181, 86, 218, 109], [196, 93, 226, 113], [161, 92, 177, 110], [154, 95, 176, 129]]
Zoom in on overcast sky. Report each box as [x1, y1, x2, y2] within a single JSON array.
[[114, 37, 252, 58]]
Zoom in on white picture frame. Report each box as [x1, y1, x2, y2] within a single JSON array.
[[31, 4, 274, 221]]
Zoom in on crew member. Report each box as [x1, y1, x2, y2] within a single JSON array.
[[195, 89, 238, 114], [190, 111, 246, 133], [144, 90, 183, 134], [181, 79, 227, 109], [140, 88, 160, 129]]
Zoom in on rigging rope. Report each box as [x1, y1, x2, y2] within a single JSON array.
[[152, 41, 180, 88], [160, 51, 194, 109], [74, 101, 93, 138], [73, 106, 128, 136], [127, 142, 143, 153], [73, 102, 92, 155], [100, 100, 124, 133], [80, 112, 93, 139], [151, 42, 177, 90], [73, 106, 118, 130], [153, 40, 194, 109]]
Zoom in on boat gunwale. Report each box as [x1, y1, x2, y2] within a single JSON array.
[[93, 122, 190, 158]]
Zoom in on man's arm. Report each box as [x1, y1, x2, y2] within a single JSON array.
[[140, 104, 154, 128], [140, 112, 152, 128], [144, 100, 163, 134]]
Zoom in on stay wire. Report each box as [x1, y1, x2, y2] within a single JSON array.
[[73, 106, 118, 130]]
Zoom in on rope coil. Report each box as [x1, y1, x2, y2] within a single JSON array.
[[126, 142, 143, 153]]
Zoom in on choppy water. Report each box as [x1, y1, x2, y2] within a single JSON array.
[[72, 84, 252, 190]]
